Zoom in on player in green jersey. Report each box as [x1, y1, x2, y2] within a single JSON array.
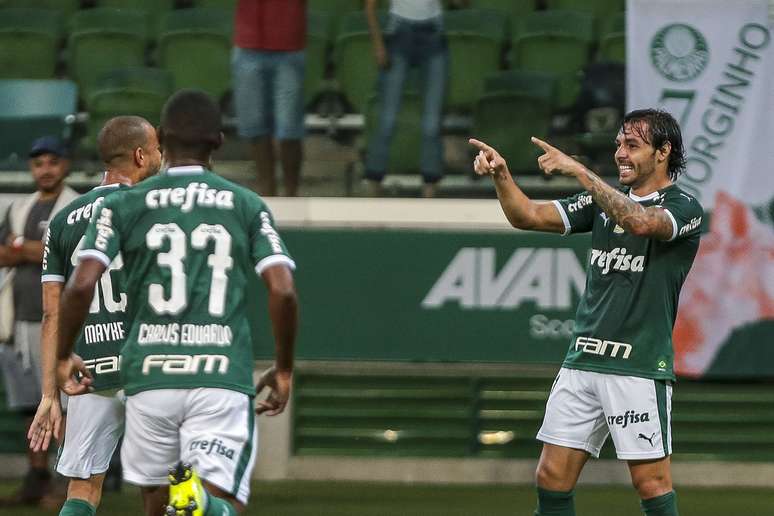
[[470, 109, 702, 516], [28, 116, 161, 516], [56, 90, 298, 516]]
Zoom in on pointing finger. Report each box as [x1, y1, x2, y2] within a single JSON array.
[[530, 136, 555, 152], [468, 138, 492, 153]]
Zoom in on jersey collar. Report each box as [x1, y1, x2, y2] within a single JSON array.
[[166, 165, 207, 175], [93, 182, 122, 191], [628, 190, 661, 202]]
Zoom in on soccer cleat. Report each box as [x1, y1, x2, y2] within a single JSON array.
[[165, 462, 207, 516]]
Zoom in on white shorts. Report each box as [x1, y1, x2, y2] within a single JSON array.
[[56, 390, 125, 479], [537, 368, 673, 460], [122, 388, 258, 505]]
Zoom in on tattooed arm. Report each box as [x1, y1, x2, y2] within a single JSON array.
[[531, 137, 675, 240]]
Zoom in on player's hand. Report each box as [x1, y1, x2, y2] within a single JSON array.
[[27, 394, 62, 452], [56, 353, 93, 396], [255, 365, 292, 417], [469, 138, 510, 177], [531, 137, 586, 177]]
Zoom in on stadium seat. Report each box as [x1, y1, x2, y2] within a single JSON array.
[[598, 11, 625, 63], [194, 0, 238, 8], [470, 0, 536, 35], [472, 71, 556, 173], [511, 10, 594, 110], [0, 79, 77, 166], [444, 9, 506, 113], [306, 10, 332, 107], [67, 8, 149, 97], [157, 8, 233, 102], [82, 67, 173, 153], [0, 0, 80, 17], [546, 0, 624, 36], [0, 8, 62, 79], [97, 0, 176, 35], [364, 92, 424, 176], [333, 11, 382, 113]]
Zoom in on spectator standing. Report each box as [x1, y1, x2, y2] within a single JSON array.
[[364, 0, 452, 198], [0, 136, 78, 506], [232, 0, 306, 197]]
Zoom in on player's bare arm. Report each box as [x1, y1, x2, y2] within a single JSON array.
[[56, 258, 106, 395], [256, 264, 298, 416], [468, 138, 565, 233], [28, 282, 64, 452], [531, 137, 674, 240]]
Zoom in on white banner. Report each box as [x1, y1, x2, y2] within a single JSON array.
[[627, 0, 774, 210]]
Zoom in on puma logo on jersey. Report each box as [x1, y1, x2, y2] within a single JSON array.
[[638, 432, 657, 446], [589, 247, 645, 274], [145, 182, 234, 212], [568, 195, 592, 213]]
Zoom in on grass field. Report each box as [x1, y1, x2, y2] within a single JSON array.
[[1, 480, 772, 516]]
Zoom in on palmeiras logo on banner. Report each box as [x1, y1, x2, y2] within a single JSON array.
[[650, 23, 710, 81]]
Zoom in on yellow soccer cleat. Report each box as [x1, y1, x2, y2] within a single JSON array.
[[165, 462, 207, 516]]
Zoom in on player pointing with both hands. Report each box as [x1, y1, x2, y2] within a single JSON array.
[[471, 109, 703, 516]]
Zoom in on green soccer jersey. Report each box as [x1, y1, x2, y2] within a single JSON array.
[[553, 184, 703, 380], [79, 166, 295, 397], [42, 184, 130, 391]]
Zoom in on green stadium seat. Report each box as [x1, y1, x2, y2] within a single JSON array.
[[305, 10, 332, 107], [0, 0, 80, 17], [97, 0, 176, 35], [194, 0, 237, 8], [333, 11, 382, 113], [546, 0, 625, 33], [157, 8, 233, 102], [470, 0, 536, 37], [598, 11, 625, 63], [67, 8, 149, 97], [0, 79, 77, 166], [82, 67, 173, 153], [0, 8, 62, 79], [511, 10, 594, 109], [444, 9, 505, 112], [472, 71, 556, 173], [364, 92, 424, 176]]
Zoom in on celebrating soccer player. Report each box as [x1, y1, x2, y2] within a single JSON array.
[[470, 109, 702, 516], [56, 90, 298, 516], [29, 116, 161, 516]]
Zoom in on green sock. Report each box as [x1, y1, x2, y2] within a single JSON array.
[[534, 487, 576, 516], [205, 493, 237, 516], [641, 491, 679, 516], [59, 498, 96, 516]]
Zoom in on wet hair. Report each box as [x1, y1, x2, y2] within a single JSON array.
[[97, 116, 153, 165], [621, 109, 686, 181], [159, 89, 221, 156]]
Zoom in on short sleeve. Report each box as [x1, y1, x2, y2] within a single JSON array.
[[553, 191, 596, 235], [41, 214, 66, 283], [659, 190, 704, 242], [80, 196, 122, 267], [250, 206, 295, 275]]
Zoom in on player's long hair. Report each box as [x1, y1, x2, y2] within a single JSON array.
[[621, 109, 687, 181]]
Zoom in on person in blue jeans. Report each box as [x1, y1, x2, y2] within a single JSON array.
[[365, 0, 450, 198]]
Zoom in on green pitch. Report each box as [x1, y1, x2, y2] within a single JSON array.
[[0, 481, 772, 515]]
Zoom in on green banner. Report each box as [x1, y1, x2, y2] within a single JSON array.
[[249, 228, 589, 364]]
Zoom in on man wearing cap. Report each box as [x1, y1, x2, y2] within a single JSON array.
[[0, 136, 78, 506]]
